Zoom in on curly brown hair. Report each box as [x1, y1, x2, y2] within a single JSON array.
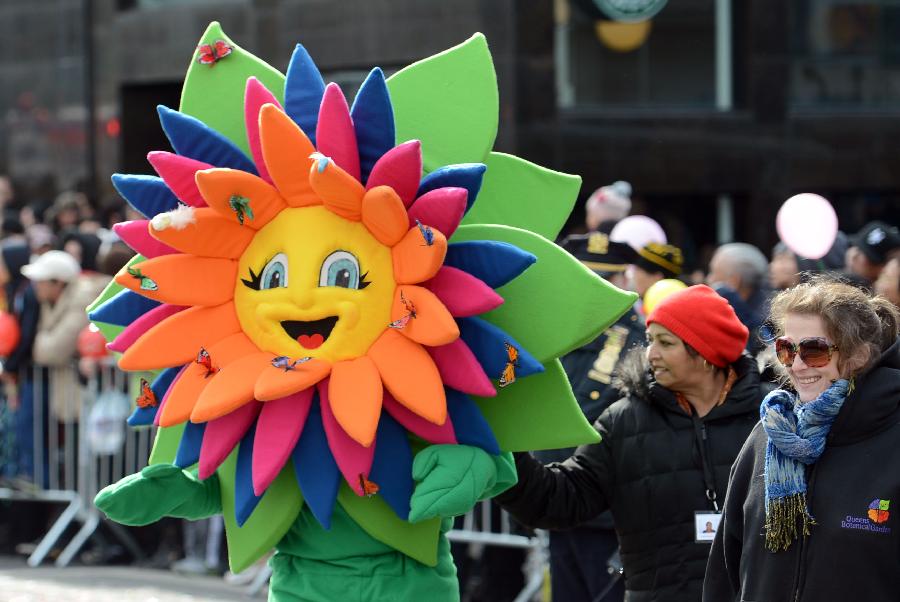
[[768, 276, 900, 377]]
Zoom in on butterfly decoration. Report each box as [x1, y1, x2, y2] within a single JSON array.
[[271, 356, 312, 372], [309, 152, 332, 173], [359, 474, 379, 498], [228, 195, 254, 226], [498, 342, 519, 388], [415, 219, 435, 246], [135, 378, 158, 409], [127, 266, 158, 291], [196, 347, 218, 378], [196, 39, 233, 66], [388, 291, 417, 329]]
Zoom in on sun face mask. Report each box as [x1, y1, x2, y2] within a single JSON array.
[[87, 21, 637, 572]]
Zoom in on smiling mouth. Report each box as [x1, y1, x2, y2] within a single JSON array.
[[281, 317, 338, 350]]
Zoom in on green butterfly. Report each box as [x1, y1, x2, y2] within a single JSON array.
[[229, 194, 254, 225], [127, 266, 158, 291]]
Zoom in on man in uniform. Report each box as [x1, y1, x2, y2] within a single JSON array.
[[535, 231, 644, 602]]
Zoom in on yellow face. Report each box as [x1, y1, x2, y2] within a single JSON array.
[[234, 206, 395, 362]]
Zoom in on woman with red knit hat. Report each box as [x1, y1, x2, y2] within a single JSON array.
[[497, 285, 768, 602]]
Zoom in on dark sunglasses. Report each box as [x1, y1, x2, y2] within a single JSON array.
[[774, 337, 838, 368]]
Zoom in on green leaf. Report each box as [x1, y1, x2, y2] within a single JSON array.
[[149, 423, 184, 465], [462, 152, 582, 241], [180, 22, 286, 155], [338, 483, 441, 567], [220, 453, 303, 573], [452, 224, 638, 363], [386, 33, 498, 172], [476, 359, 601, 452]]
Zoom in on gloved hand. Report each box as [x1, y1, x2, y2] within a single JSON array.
[[408, 445, 517, 523], [94, 463, 222, 526]]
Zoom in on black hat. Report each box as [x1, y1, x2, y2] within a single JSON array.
[[634, 243, 683, 278], [850, 221, 900, 264], [561, 232, 638, 276]]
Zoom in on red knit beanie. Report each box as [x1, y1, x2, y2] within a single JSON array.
[[646, 284, 749, 367]]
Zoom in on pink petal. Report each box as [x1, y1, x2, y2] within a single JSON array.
[[244, 78, 283, 185], [407, 187, 467, 238], [153, 365, 188, 427], [318, 379, 375, 496], [427, 339, 496, 398], [366, 141, 422, 207], [113, 220, 178, 258], [316, 83, 360, 181], [198, 401, 262, 480], [382, 390, 456, 445], [147, 151, 211, 208], [251, 389, 313, 495], [425, 266, 503, 318], [108, 303, 186, 353]]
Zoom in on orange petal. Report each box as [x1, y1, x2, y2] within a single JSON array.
[[157, 332, 260, 427], [328, 357, 382, 447], [308, 155, 365, 220], [190, 352, 273, 423], [368, 329, 446, 425], [392, 285, 459, 347], [259, 104, 319, 208], [254, 358, 332, 401], [195, 168, 288, 229], [114, 256, 237, 306], [391, 226, 447, 284], [361, 186, 409, 246], [119, 303, 242, 370], [149, 208, 254, 258]]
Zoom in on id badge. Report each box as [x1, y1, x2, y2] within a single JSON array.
[[694, 510, 722, 543]]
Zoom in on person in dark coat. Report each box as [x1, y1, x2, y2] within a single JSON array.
[[703, 278, 900, 602], [535, 232, 643, 602], [497, 285, 766, 602]]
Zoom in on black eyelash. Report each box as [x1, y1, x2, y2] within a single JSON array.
[[241, 266, 262, 291], [358, 271, 371, 290]]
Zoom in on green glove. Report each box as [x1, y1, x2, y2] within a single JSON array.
[[408, 445, 518, 523], [94, 463, 222, 526]]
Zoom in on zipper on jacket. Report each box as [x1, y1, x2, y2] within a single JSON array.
[[791, 463, 818, 601]]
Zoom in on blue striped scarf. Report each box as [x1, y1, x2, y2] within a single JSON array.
[[759, 378, 850, 551]]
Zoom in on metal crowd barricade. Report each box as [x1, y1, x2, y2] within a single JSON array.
[[0, 360, 150, 567], [448, 501, 549, 602]]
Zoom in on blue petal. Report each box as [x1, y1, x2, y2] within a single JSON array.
[[417, 164, 487, 213], [111, 174, 180, 219], [126, 405, 156, 427], [350, 68, 395, 183], [235, 423, 263, 526], [174, 421, 206, 468], [291, 397, 340, 529], [156, 106, 257, 174], [284, 45, 325, 147], [444, 240, 536, 289], [88, 290, 160, 327], [446, 389, 500, 455], [457, 316, 544, 382], [369, 412, 412, 520]]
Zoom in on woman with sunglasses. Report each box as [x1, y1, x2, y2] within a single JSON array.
[[497, 285, 767, 601], [704, 278, 900, 602]]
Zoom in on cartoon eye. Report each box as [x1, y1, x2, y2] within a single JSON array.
[[260, 253, 288, 289], [319, 251, 361, 289]]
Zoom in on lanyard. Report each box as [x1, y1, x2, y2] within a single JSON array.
[[691, 415, 719, 511]]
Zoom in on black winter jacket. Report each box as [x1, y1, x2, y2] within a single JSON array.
[[703, 338, 900, 602], [497, 352, 766, 602]]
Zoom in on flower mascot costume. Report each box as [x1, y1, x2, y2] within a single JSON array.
[[90, 23, 636, 601]]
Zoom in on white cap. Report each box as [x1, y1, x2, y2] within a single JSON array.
[[21, 250, 81, 283]]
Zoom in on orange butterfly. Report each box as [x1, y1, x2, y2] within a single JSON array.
[[498, 342, 519, 388], [135, 378, 158, 409], [359, 474, 379, 497], [197, 347, 218, 378]]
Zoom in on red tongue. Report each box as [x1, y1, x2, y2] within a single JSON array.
[[298, 334, 325, 349]]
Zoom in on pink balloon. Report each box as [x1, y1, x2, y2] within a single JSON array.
[[776, 194, 837, 260], [610, 215, 667, 251]]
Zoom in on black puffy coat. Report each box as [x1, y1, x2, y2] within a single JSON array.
[[703, 338, 900, 602], [497, 352, 766, 602]]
